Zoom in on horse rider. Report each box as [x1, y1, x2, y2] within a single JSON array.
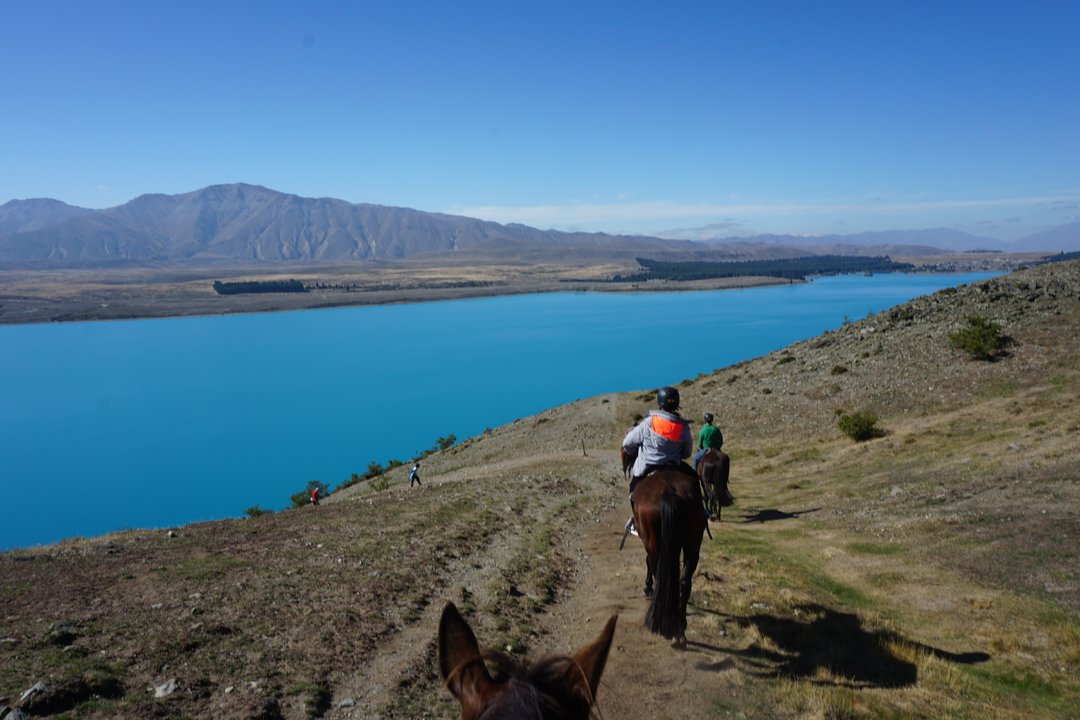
[[694, 412, 724, 475], [622, 386, 709, 534]]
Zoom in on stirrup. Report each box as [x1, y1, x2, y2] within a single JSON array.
[[625, 517, 639, 537]]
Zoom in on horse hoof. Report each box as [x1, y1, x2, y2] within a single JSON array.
[[644, 588, 653, 598], [671, 636, 687, 650]]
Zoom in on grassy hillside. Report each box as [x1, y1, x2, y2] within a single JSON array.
[[1, 261, 1077, 719]]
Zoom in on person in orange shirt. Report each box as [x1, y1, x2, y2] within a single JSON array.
[[622, 386, 708, 533]]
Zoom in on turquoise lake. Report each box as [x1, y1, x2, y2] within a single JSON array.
[[0, 272, 996, 550]]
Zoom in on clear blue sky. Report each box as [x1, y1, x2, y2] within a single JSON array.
[[2, 1, 1078, 241]]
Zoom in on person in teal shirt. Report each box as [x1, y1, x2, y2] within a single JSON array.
[[694, 413, 723, 473]]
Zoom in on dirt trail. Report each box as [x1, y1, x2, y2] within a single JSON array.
[[458, 447, 741, 717], [535, 454, 738, 720], [324, 448, 738, 719]]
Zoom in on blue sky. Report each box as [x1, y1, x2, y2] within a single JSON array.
[[2, 1, 1078, 241]]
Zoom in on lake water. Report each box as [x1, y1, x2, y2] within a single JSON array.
[[0, 272, 996, 550]]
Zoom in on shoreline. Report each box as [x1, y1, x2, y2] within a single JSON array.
[[0, 252, 1047, 327], [0, 250, 1045, 323], [0, 266, 795, 326]]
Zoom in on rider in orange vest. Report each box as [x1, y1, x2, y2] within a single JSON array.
[[622, 386, 710, 533]]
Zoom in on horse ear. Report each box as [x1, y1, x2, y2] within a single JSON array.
[[439, 602, 482, 681], [573, 614, 617, 700], [439, 602, 497, 713]]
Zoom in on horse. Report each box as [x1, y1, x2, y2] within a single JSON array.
[[438, 601, 617, 720], [697, 448, 734, 521], [631, 468, 708, 646]]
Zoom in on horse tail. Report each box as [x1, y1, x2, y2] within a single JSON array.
[[718, 452, 734, 507], [703, 451, 735, 508], [645, 487, 683, 638]]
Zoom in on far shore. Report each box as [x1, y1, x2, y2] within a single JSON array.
[[0, 252, 1043, 326], [0, 262, 794, 326]]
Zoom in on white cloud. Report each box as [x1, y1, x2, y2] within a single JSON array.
[[448, 193, 1080, 233]]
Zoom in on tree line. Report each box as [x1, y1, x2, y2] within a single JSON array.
[[213, 279, 308, 295], [613, 255, 915, 282]]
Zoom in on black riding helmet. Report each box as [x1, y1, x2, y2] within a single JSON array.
[[703, 413, 714, 424], [657, 386, 680, 412]]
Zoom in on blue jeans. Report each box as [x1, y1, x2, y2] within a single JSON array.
[[693, 448, 707, 469]]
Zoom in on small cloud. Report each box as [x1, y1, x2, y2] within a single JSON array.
[[655, 220, 750, 241]]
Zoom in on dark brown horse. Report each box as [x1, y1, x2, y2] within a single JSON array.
[[439, 601, 617, 720], [631, 468, 708, 645], [697, 448, 734, 521]]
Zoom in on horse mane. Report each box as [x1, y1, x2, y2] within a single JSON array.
[[439, 602, 615, 720], [452, 651, 599, 720]]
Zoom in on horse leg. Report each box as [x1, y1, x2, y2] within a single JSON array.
[[644, 555, 655, 597], [678, 542, 701, 642]]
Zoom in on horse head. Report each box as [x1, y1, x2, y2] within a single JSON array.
[[438, 601, 617, 719]]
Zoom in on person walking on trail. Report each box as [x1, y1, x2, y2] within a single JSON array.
[[621, 386, 708, 534], [409, 462, 422, 487], [310, 486, 321, 506], [694, 412, 724, 474]]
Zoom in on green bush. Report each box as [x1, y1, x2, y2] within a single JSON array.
[[838, 410, 885, 442], [245, 505, 270, 517], [949, 315, 1008, 360]]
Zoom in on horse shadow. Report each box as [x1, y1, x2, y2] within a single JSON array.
[[690, 603, 989, 688], [740, 508, 821, 523]]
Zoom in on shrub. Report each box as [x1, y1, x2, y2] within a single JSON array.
[[949, 315, 1009, 360], [838, 410, 885, 442], [831, 365, 848, 375], [245, 505, 269, 517], [338, 472, 363, 491]]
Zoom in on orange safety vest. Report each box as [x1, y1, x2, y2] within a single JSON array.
[[650, 414, 685, 442]]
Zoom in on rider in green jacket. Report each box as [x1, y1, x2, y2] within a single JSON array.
[[694, 413, 723, 474]]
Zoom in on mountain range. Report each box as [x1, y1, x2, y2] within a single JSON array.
[[1, 184, 1076, 267]]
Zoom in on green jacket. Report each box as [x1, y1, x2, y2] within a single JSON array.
[[697, 424, 723, 450]]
